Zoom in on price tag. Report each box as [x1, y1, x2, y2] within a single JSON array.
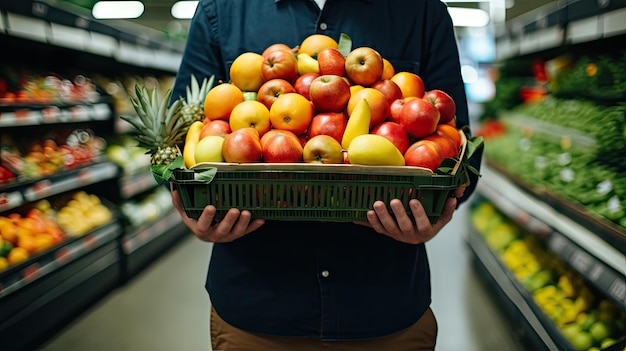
[[547, 233, 568, 253], [22, 263, 41, 281], [588, 264, 604, 281], [77, 169, 92, 184], [68, 105, 88, 121], [608, 278, 626, 303], [569, 250, 591, 273], [0, 191, 24, 212], [41, 106, 61, 122], [31, 179, 53, 198], [55, 248, 72, 264], [82, 235, 96, 250]]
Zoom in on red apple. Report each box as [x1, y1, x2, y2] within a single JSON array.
[[370, 121, 410, 154], [309, 75, 351, 112], [262, 130, 303, 163], [344, 47, 384, 87], [306, 111, 347, 143], [317, 48, 346, 76], [399, 98, 440, 138], [371, 79, 403, 105], [424, 89, 456, 124], [404, 139, 444, 172], [222, 127, 263, 163], [261, 49, 299, 84], [262, 43, 294, 58], [302, 135, 344, 164], [423, 134, 458, 159], [294, 72, 320, 100], [200, 119, 231, 139], [257, 79, 296, 109], [389, 97, 415, 124]]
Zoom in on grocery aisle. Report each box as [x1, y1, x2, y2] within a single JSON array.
[[39, 204, 526, 351]]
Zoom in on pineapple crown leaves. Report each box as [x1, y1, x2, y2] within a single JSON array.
[[185, 74, 215, 105], [120, 85, 186, 153]]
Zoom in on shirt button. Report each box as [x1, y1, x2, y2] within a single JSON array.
[[319, 23, 328, 30], [321, 270, 330, 278]]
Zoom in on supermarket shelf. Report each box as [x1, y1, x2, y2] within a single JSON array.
[[120, 209, 188, 278], [466, 227, 567, 351], [0, 102, 112, 127], [477, 164, 626, 310], [0, 1, 183, 72], [0, 220, 122, 299], [496, 0, 626, 60], [119, 171, 158, 199], [0, 161, 120, 213], [0, 238, 122, 351]]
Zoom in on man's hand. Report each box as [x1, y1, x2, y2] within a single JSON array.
[[355, 185, 466, 244], [171, 184, 265, 243]]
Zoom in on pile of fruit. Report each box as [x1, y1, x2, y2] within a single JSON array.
[[123, 34, 470, 177], [471, 201, 626, 351], [0, 192, 112, 272]]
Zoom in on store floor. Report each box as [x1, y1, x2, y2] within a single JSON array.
[[39, 206, 527, 351]]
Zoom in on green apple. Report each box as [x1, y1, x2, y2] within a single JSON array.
[[194, 135, 225, 163]]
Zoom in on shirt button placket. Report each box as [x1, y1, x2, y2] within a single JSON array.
[[319, 22, 328, 31]]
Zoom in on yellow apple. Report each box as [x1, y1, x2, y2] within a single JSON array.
[[194, 135, 225, 163]]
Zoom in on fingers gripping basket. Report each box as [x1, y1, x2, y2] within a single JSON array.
[[170, 133, 474, 223]]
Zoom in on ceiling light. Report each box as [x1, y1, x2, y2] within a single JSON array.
[[92, 1, 144, 19], [448, 7, 490, 27], [171, 1, 199, 19]]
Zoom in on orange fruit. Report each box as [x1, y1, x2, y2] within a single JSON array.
[[204, 83, 245, 121], [350, 85, 364, 96], [391, 71, 425, 98], [8, 247, 29, 265], [229, 52, 265, 92], [436, 124, 463, 149], [381, 58, 395, 80], [269, 93, 315, 136], [346, 88, 390, 128], [298, 34, 338, 57], [229, 100, 271, 136]]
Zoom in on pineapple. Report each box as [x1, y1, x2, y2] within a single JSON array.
[[121, 85, 187, 166], [181, 74, 214, 126]]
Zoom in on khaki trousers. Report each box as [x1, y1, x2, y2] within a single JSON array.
[[210, 306, 438, 351]]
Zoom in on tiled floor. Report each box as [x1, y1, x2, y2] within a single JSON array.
[[39, 205, 527, 351]]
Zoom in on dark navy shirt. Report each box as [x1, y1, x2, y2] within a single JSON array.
[[172, 0, 473, 341]]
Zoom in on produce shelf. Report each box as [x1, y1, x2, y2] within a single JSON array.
[[0, 221, 124, 351], [0, 161, 120, 213], [0, 102, 113, 127], [477, 164, 626, 310], [120, 209, 188, 278], [466, 227, 567, 351]]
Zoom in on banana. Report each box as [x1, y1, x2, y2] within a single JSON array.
[[183, 121, 204, 168], [297, 53, 320, 75], [341, 98, 371, 150]]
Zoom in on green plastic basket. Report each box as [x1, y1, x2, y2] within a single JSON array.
[[171, 162, 464, 223]]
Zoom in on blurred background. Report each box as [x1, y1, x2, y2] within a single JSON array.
[[0, 1, 624, 350]]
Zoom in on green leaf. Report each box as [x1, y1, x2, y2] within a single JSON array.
[[194, 167, 218, 182], [338, 33, 352, 57], [150, 156, 184, 185]]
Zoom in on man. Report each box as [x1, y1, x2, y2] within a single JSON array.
[[170, 1, 479, 349]]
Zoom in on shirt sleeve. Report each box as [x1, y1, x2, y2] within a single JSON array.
[[420, 1, 482, 204], [170, 0, 226, 105]]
